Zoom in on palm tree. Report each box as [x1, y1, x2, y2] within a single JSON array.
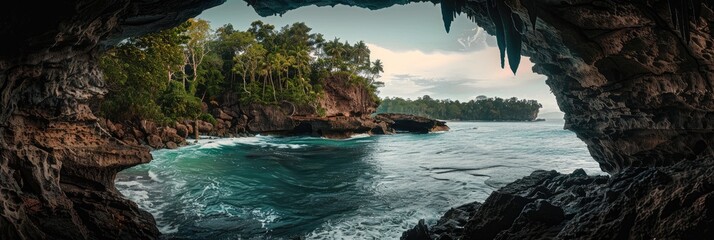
[[370, 59, 384, 82]]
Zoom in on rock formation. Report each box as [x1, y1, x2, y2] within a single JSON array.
[[1, 0, 713, 239], [0, 1, 225, 239], [403, 159, 714, 240], [376, 113, 450, 133]]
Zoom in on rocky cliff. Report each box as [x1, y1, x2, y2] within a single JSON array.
[[219, 75, 392, 138], [1, 0, 713, 239]]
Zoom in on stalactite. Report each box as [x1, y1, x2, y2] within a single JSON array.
[[463, 0, 712, 75], [440, 0, 467, 33], [667, 0, 713, 43], [484, 0, 522, 74], [485, 0, 507, 69]]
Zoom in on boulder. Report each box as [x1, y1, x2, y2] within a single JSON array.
[[196, 120, 213, 133], [175, 123, 189, 138], [165, 141, 178, 149], [159, 127, 183, 143]]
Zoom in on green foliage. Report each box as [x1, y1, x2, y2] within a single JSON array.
[[199, 113, 218, 126], [377, 95, 542, 121], [99, 18, 385, 124], [99, 23, 189, 124], [159, 81, 202, 121]]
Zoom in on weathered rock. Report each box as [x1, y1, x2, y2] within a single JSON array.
[[292, 116, 376, 138], [370, 120, 395, 135], [140, 120, 157, 136], [159, 127, 182, 144], [406, 159, 714, 239], [375, 113, 450, 133], [214, 109, 233, 121], [165, 141, 178, 149], [176, 123, 189, 138], [243, 103, 300, 133], [196, 120, 213, 133], [401, 219, 431, 240], [147, 135, 163, 149], [318, 75, 379, 117], [430, 202, 481, 240]]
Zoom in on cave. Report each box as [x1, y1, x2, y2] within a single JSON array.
[[1, 0, 713, 239]]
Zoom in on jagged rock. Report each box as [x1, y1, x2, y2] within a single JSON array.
[[375, 113, 450, 133], [401, 219, 431, 240], [430, 202, 481, 240], [406, 160, 714, 239]]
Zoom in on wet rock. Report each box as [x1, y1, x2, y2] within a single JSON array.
[[401, 219, 431, 240], [430, 202, 481, 240], [408, 161, 714, 240]]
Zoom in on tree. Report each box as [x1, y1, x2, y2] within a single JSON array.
[[184, 18, 213, 92]]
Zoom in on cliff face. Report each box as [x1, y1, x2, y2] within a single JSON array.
[[223, 75, 388, 138], [1, 0, 713, 239]]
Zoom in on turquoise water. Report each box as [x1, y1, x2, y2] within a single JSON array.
[[116, 121, 603, 239]]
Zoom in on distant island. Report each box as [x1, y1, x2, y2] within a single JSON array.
[[377, 95, 542, 121]]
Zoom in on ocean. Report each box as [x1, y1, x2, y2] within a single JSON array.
[[116, 120, 603, 239]]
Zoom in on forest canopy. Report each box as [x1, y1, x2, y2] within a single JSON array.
[[99, 19, 384, 125], [377, 95, 542, 121]]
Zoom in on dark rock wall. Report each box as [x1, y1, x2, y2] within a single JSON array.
[[0, 1, 224, 239], [1, 0, 713, 239]]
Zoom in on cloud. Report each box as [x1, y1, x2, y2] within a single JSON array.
[[367, 42, 561, 112]]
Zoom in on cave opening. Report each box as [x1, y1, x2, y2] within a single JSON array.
[[1, 0, 713, 239], [109, 2, 601, 239]]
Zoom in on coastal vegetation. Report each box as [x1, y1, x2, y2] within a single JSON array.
[[377, 95, 542, 121], [99, 19, 384, 124]]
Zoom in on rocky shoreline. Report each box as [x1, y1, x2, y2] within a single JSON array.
[[94, 75, 450, 151], [97, 110, 449, 151]]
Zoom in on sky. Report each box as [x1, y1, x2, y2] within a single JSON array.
[[198, 0, 561, 113]]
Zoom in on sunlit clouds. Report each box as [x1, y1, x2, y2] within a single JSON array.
[[367, 42, 559, 112]]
